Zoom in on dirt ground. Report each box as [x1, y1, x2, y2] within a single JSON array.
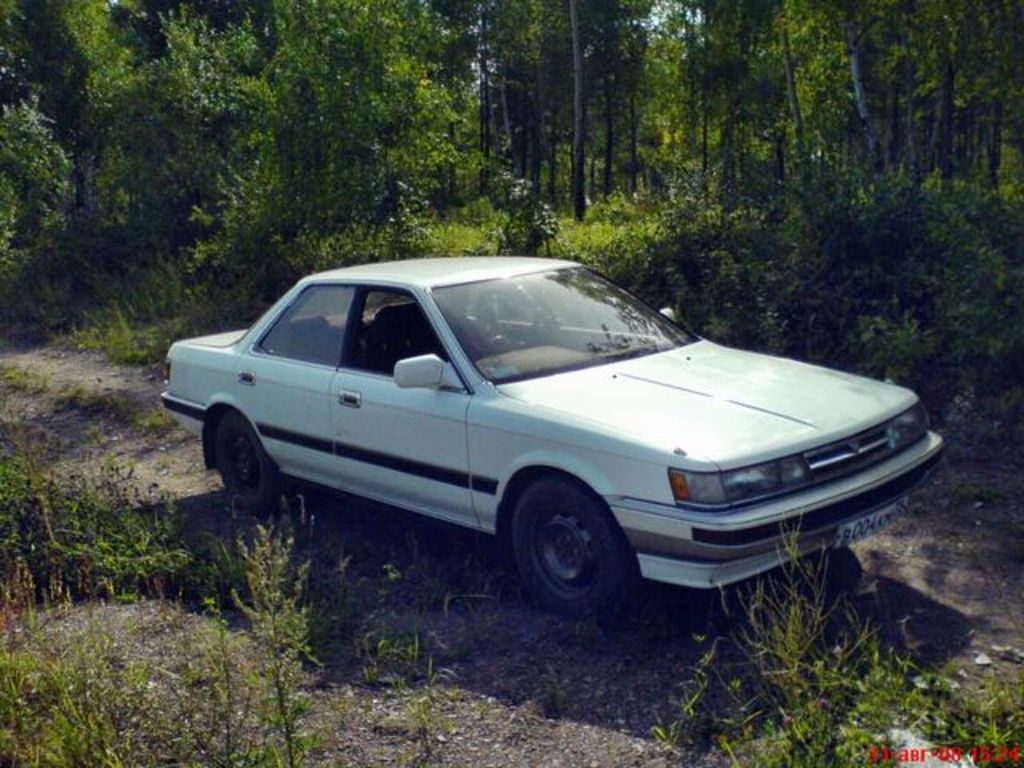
[[1, 332, 1022, 766]]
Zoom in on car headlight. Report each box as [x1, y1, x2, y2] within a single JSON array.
[[887, 402, 929, 451], [669, 455, 811, 507]]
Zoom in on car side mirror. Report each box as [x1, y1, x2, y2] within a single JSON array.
[[394, 354, 463, 390], [659, 307, 677, 322]]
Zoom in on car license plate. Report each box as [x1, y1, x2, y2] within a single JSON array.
[[834, 497, 908, 548]]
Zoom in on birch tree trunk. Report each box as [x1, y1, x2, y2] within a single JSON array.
[[478, 8, 491, 195], [568, 0, 586, 221], [781, 23, 805, 163], [988, 100, 1002, 187], [845, 21, 883, 176], [901, 28, 919, 183], [628, 90, 638, 194], [938, 57, 954, 182], [603, 74, 614, 197]]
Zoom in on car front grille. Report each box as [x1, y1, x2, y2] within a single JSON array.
[[804, 424, 893, 483]]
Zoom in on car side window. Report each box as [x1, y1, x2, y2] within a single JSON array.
[[258, 285, 355, 367], [347, 289, 447, 376]]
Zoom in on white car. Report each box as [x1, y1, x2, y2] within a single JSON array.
[[162, 257, 943, 616]]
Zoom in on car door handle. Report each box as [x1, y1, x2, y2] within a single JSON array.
[[338, 390, 362, 408], [238, 371, 256, 385]]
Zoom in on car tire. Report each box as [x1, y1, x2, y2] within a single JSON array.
[[512, 475, 639, 619], [215, 410, 279, 516]]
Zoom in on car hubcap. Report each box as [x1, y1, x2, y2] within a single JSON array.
[[538, 513, 594, 588], [230, 435, 259, 489]]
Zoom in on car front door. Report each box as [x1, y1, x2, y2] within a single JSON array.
[[329, 287, 477, 527]]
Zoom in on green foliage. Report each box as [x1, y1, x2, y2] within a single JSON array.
[[0, 100, 71, 320], [234, 525, 314, 768], [654, 546, 1024, 766], [0, 613, 170, 766], [0, 598, 319, 768], [0, 447, 190, 601], [99, 11, 267, 263], [0, 100, 68, 245], [0, 0, 1019, 419], [191, 0, 461, 298], [0, 520, 320, 767], [494, 173, 559, 255], [358, 624, 423, 686]]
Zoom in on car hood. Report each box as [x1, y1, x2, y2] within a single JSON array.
[[497, 341, 916, 468]]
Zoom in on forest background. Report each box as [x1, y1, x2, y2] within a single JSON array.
[[1, 0, 1022, 423]]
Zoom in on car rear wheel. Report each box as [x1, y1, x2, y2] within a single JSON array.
[[215, 410, 279, 515], [512, 476, 639, 619]]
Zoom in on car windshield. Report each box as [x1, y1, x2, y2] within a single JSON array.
[[432, 267, 696, 383]]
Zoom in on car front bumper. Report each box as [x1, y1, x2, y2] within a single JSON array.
[[607, 431, 943, 589]]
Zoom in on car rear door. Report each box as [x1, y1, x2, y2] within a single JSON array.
[[233, 284, 356, 485], [328, 287, 477, 527]]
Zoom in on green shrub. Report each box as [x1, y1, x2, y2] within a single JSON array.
[[493, 173, 559, 256]]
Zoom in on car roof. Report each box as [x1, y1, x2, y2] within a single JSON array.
[[306, 256, 580, 289]]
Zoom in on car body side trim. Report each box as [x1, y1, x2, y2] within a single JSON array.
[[161, 393, 205, 421], [258, 423, 334, 455], [255, 422, 499, 495]]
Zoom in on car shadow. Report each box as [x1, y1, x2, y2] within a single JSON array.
[[171, 483, 975, 739]]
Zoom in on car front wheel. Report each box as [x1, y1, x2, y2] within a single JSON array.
[[512, 476, 639, 619], [214, 410, 279, 515]]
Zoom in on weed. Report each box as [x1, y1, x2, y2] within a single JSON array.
[[0, 443, 190, 601], [0, 598, 302, 767], [0, 364, 49, 393], [175, 598, 264, 765], [235, 525, 314, 768], [132, 407, 175, 435], [652, 637, 718, 748], [655, 541, 1024, 766], [359, 625, 423, 686], [70, 304, 191, 366], [306, 549, 356, 659], [54, 384, 136, 422], [402, 660, 456, 764], [0, 607, 170, 765]]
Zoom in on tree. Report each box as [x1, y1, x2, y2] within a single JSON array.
[[568, 0, 586, 220]]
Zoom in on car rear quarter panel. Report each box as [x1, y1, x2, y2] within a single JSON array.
[[167, 341, 241, 414]]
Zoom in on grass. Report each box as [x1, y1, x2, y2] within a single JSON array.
[[70, 306, 190, 366], [652, 544, 1024, 766], [0, 432, 318, 768], [0, 435, 1021, 765], [64, 259, 234, 367], [0, 444, 191, 602], [0, 365, 49, 393], [0, 531, 317, 768], [952, 483, 1009, 506]]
